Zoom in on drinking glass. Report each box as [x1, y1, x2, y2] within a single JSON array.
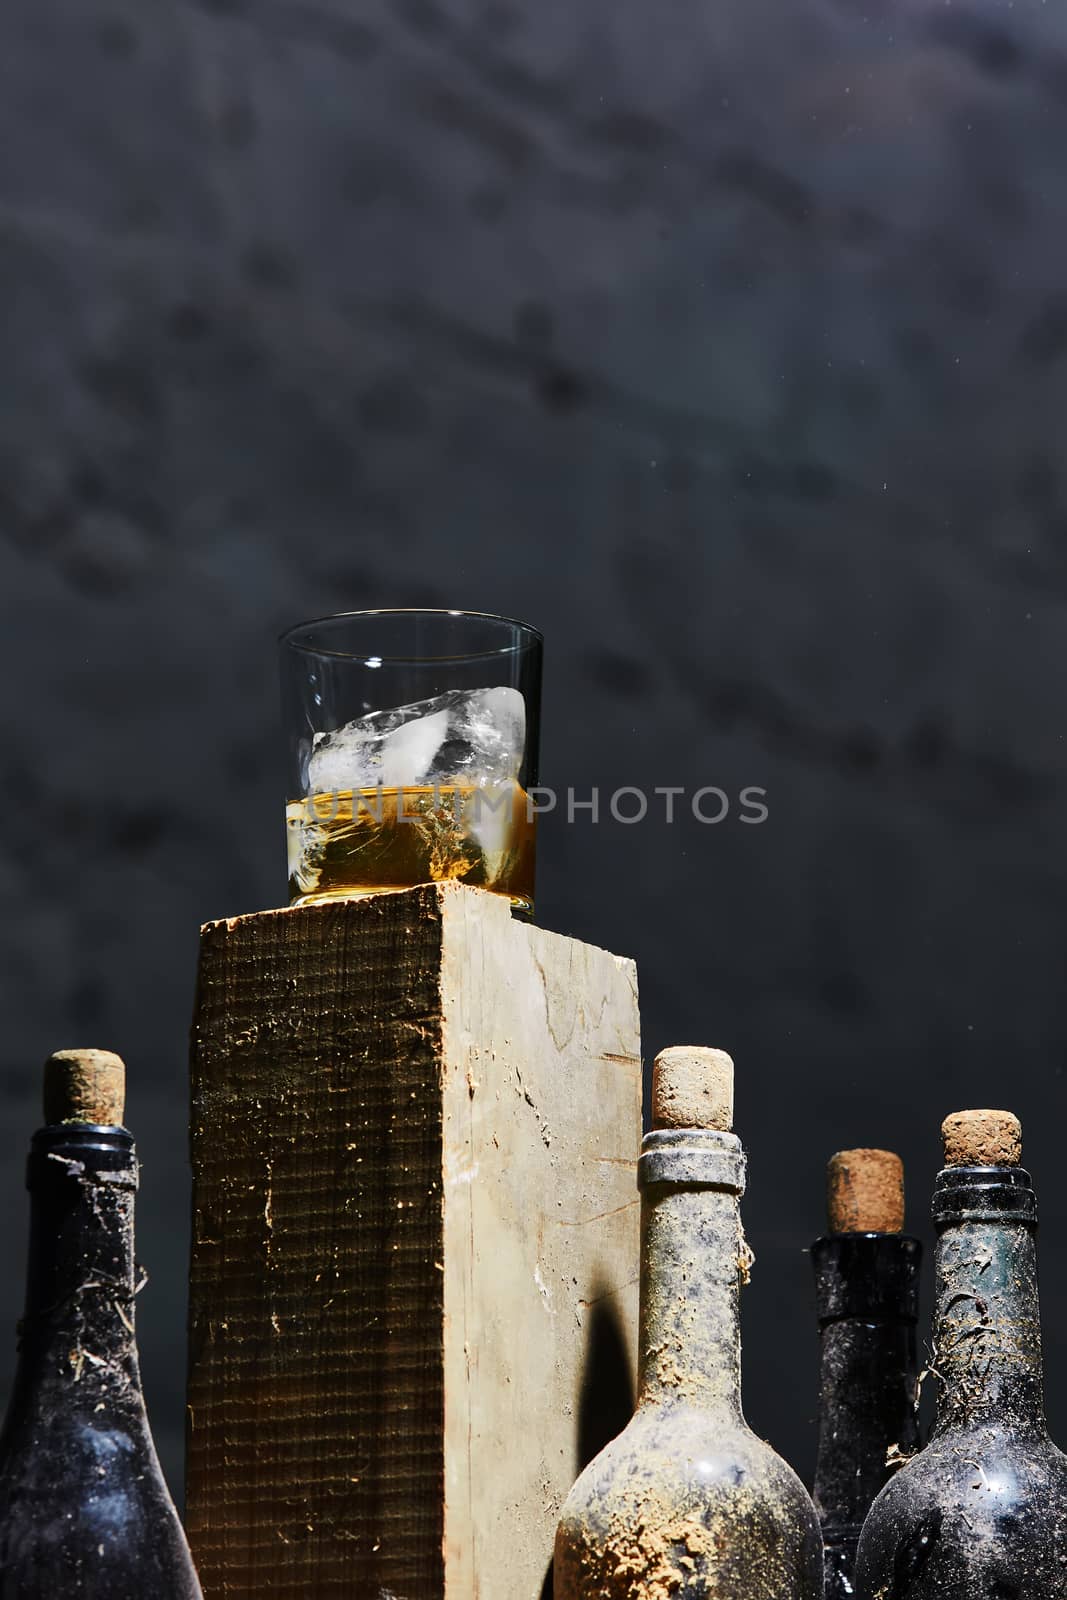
[[280, 610, 543, 914]]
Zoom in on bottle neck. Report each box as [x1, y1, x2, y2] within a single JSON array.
[[636, 1129, 745, 1418], [14, 1125, 142, 1402], [930, 1164, 1046, 1439], [811, 1233, 922, 1537]]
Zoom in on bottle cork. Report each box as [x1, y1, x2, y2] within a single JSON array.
[[827, 1149, 905, 1234], [941, 1109, 1021, 1168], [43, 1049, 126, 1128], [651, 1046, 734, 1131]]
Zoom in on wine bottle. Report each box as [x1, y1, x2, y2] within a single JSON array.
[[812, 1148, 922, 1599], [0, 1049, 203, 1599], [854, 1108, 1067, 1599], [554, 1046, 823, 1599]]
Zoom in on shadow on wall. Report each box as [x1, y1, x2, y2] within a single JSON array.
[[540, 1279, 637, 1597]]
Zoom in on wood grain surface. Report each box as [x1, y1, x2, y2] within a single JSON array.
[[187, 882, 641, 1600]]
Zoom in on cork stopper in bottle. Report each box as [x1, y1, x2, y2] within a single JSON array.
[[827, 1148, 905, 1234], [44, 1049, 126, 1128], [651, 1046, 734, 1131], [941, 1109, 1021, 1168]]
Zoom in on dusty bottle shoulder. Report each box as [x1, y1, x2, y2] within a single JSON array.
[[865, 1423, 1067, 1513], [856, 1429, 1067, 1598], [556, 1401, 823, 1599], [0, 1404, 159, 1491], [563, 1399, 817, 1501], [0, 1377, 196, 1597]]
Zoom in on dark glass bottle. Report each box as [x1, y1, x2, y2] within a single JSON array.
[[812, 1149, 922, 1599], [855, 1108, 1067, 1600], [0, 1049, 203, 1599], [554, 1046, 823, 1599]]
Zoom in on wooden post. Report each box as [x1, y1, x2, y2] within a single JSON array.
[[186, 882, 642, 1599]]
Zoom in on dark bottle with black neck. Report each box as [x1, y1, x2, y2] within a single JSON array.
[[812, 1147, 922, 1598], [555, 1046, 823, 1599], [0, 1049, 203, 1599], [855, 1108, 1067, 1600]]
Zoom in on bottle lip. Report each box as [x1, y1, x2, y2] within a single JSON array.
[[638, 1127, 746, 1194], [32, 1121, 134, 1149], [27, 1122, 137, 1188], [932, 1162, 1037, 1227]]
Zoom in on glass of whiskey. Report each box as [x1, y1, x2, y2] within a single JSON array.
[[280, 610, 543, 914]]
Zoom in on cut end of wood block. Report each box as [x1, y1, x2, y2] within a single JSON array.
[[827, 1148, 904, 1233], [942, 1109, 1021, 1168], [651, 1046, 733, 1131], [44, 1049, 126, 1127]]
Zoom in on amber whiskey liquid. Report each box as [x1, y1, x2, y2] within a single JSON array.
[[287, 783, 536, 912]]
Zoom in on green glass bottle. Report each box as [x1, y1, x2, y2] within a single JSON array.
[[855, 1109, 1067, 1599]]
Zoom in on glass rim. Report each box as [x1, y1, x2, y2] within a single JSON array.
[[279, 607, 543, 664]]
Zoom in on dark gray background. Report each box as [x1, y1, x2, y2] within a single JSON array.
[[2, 0, 1067, 1508]]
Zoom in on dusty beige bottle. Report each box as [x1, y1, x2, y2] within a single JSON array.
[[554, 1046, 823, 1598]]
